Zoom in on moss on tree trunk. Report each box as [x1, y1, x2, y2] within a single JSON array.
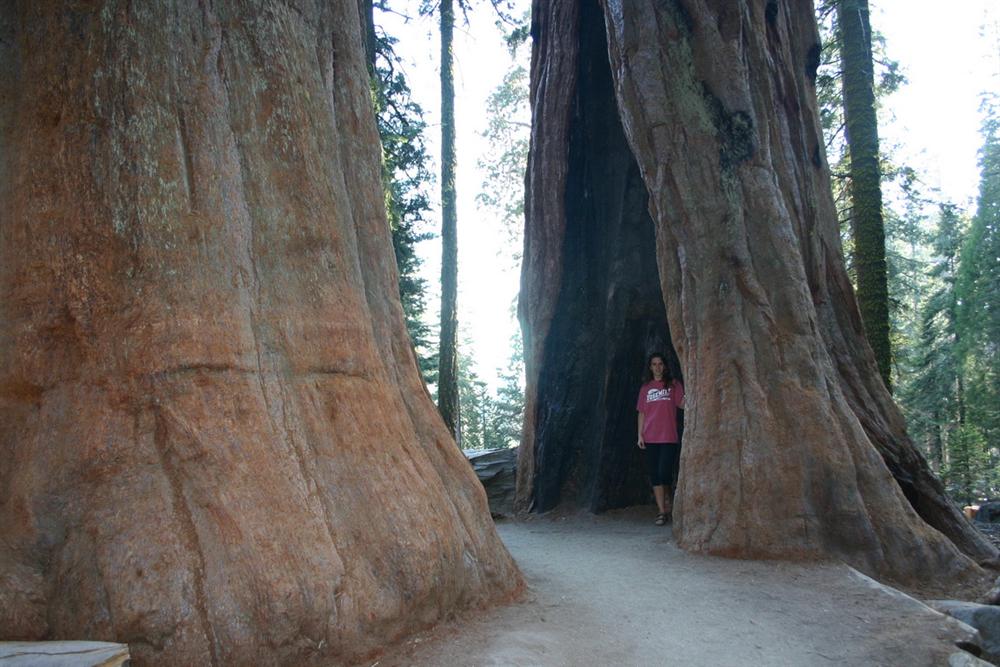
[[838, 0, 892, 390]]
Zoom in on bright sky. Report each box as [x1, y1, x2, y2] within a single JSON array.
[[379, 3, 530, 389], [875, 1, 1000, 210], [379, 1, 1000, 390]]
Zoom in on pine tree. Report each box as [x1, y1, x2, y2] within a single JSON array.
[[891, 202, 936, 467], [942, 425, 990, 506], [489, 334, 525, 449], [957, 96, 1000, 494], [434, 0, 461, 436], [903, 205, 967, 472], [457, 337, 490, 450], [478, 13, 530, 266], [814, 1, 904, 246], [457, 333, 523, 451]]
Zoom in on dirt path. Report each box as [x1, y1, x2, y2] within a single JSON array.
[[376, 509, 982, 666]]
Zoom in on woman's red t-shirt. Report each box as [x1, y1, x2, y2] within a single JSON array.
[[636, 379, 685, 444]]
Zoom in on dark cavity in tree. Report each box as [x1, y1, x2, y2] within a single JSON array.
[[805, 42, 821, 84], [665, 0, 695, 37], [812, 141, 823, 168], [529, 0, 679, 513], [765, 1, 779, 27], [701, 86, 757, 171]]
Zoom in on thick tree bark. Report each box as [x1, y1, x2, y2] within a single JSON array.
[[838, 0, 891, 390], [519, 0, 996, 583], [437, 0, 460, 437], [0, 3, 520, 664]]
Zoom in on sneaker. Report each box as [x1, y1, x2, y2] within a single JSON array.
[[654, 513, 667, 526]]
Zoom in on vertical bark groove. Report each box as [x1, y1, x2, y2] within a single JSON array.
[[152, 408, 220, 667]]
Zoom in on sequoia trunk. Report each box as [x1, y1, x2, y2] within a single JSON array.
[[519, 0, 996, 583], [0, 3, 519, 664]]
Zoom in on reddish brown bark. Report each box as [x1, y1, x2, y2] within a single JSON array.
[[0, 3, 520, 664]]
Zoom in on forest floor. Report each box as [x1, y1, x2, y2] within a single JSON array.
[[373, 508, 988, 667]]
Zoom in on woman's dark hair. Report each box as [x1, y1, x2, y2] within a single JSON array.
[[643, 352, 673, 384]]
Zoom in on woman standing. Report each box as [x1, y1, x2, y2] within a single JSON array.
[[636, 352, 685, 525]]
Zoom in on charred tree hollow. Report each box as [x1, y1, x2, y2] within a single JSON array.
[[525, 0, 680, 514]]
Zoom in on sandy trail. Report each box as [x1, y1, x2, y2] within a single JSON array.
[[376, 509, 980, 666]]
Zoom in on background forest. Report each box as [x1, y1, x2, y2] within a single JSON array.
[[372, 0, 1000, 506]]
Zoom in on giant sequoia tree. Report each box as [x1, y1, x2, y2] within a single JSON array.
[[0, 3, 519, 664], [518, 0, 996, 583]]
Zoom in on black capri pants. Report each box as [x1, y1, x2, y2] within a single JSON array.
[[645, 442, 681, 487]]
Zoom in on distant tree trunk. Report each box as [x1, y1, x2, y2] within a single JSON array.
[[957, 375, 966, 426], [358, 0, 376, 75], [838, 0, 892, 390], [930, 414, 944, 471], [0, 3, 519, 664], [519, 0, 997, 583], [438, 0, 460, 437]]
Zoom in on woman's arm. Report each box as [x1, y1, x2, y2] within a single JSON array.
[[637, 411, 645, 448]]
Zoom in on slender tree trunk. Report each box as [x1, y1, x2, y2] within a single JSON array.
[[838, 0, 892, 390], [931, 413, 944, 471], [437, 0, 460, 437], [358, 0, 376, 75], [958, 375, 966, 425], [0, 3, 519, 663], [519, 0, 997, 583]]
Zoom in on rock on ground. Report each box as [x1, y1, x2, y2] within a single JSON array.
[[466, 448, 518, 517], [0, 642, 129, 667], [930, 600, 1000, 662]]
